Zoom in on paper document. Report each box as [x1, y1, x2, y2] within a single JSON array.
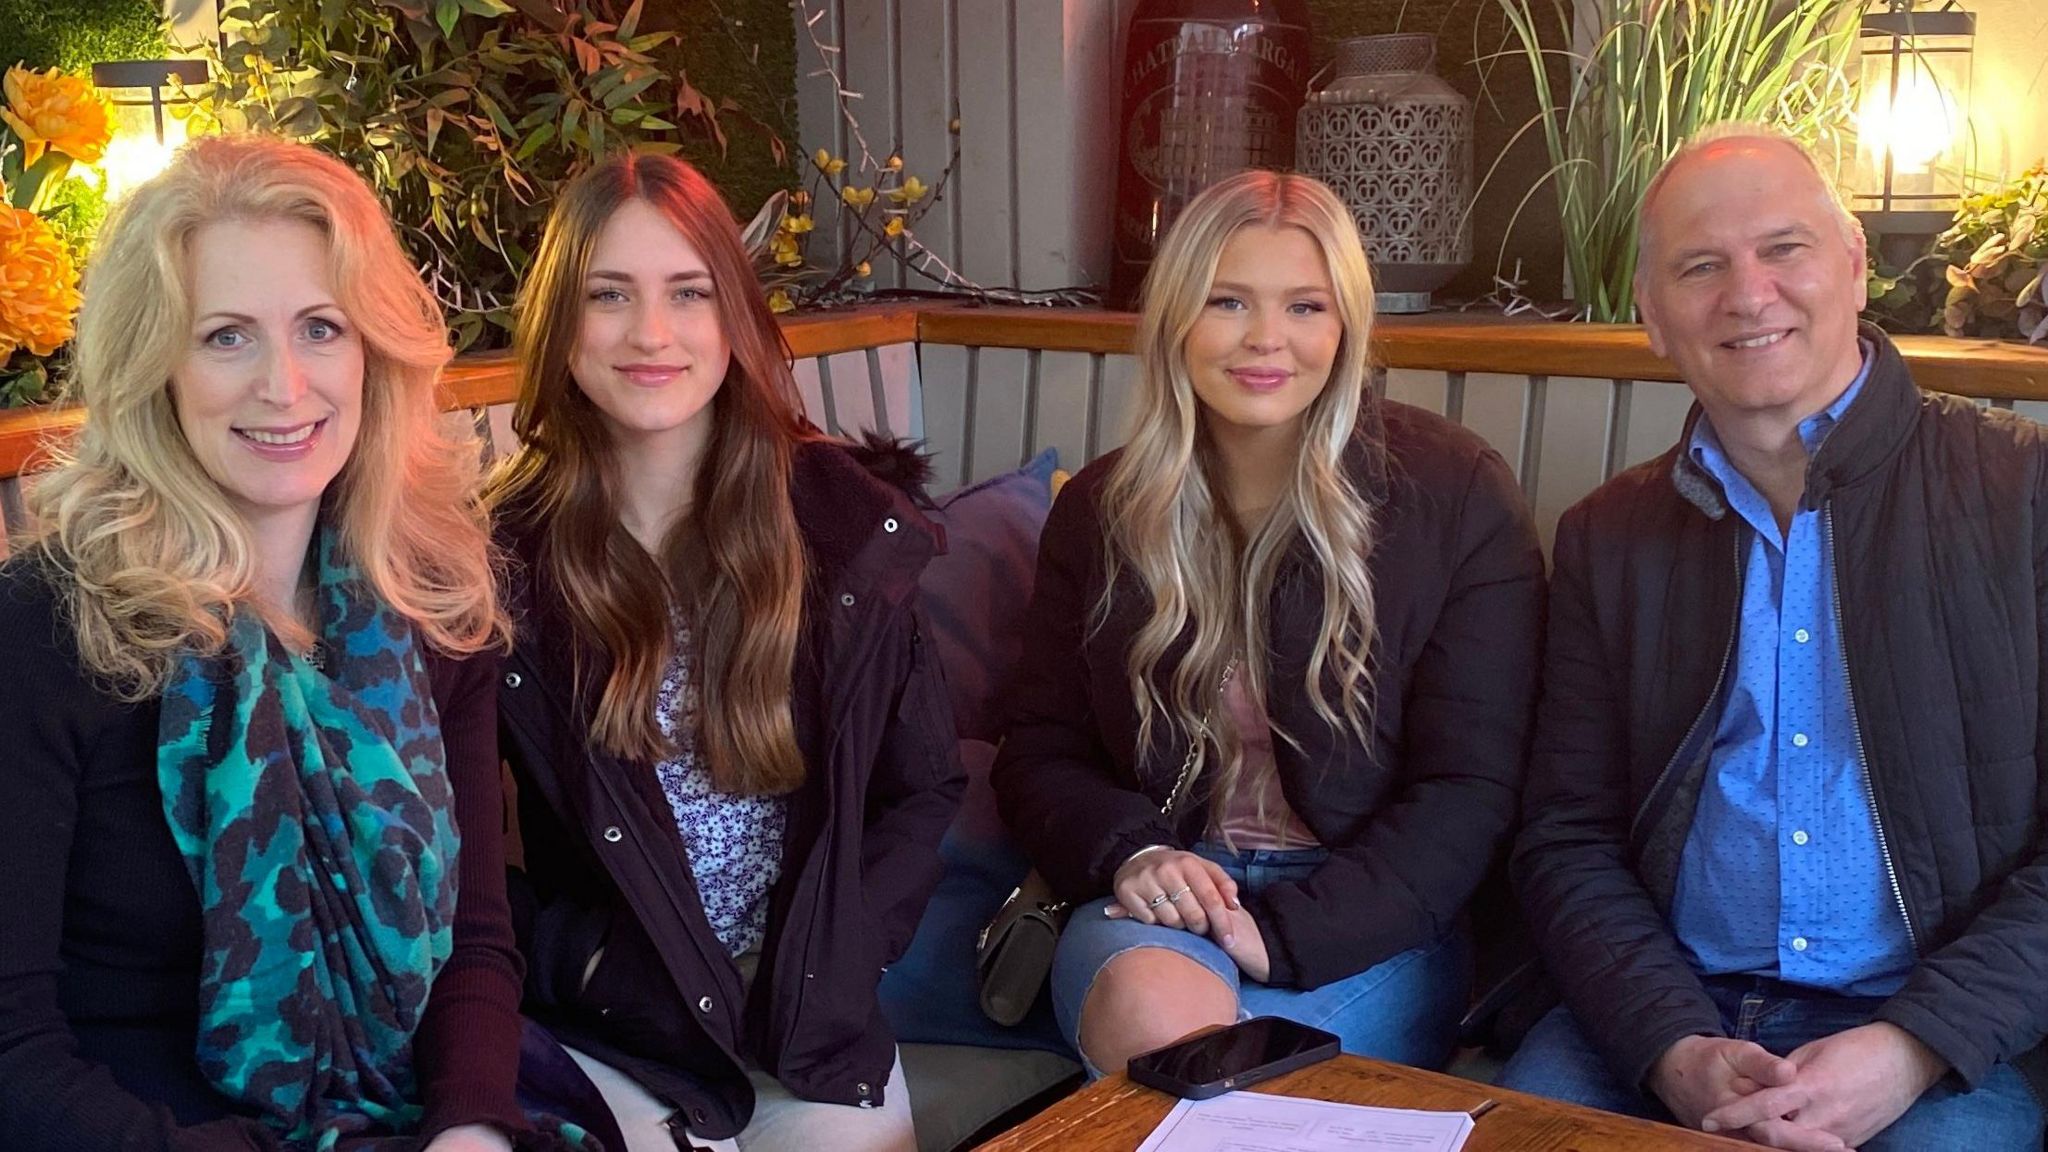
[[1133, 1090, 1476, 1152]]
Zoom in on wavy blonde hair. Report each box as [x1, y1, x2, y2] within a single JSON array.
[[489, 153, 812, 795], [29, 133, 510, 697], [1100, 170, 1380, 811]]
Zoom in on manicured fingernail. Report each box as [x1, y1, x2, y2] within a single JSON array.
[[1103, 905, 1115, 917], [1701, 1121, 1720, 1133]]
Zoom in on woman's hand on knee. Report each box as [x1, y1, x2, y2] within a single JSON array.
[[1212, 906, 1270, 982], [1107, 850, 1238, 932]]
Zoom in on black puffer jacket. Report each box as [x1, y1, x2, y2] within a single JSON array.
[[1514, 325, 2048, 1096], [993, 401, 1546, 990], [496, 438, 963, 1141]]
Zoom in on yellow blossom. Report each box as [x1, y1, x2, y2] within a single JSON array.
[[0, 205, 82, 358], [767, 288, 794, 314], [855, 261, 872, 278], [884, 217, 905, 239], [780, 212, 814, 235], [885, 154, 903, 171], [768, 231, 802, 268], [791, 189, 810, 209], [812, 148, 846, 177], [1, 65, 114, 167], [887, 176, 927, 206], [841, 185, 875, 210]]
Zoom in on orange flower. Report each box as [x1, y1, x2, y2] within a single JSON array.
[[0, 204, 82, 358], [2, 65, 115, 167]]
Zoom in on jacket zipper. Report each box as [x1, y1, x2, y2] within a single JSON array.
[[1631, 532, 1742, 842], [1824, 505, 1920, 952]]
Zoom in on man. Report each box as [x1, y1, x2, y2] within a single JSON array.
[[1501, 123, 2048, 1152]]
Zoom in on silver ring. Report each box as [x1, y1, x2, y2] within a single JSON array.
[[1147, 892, 1171, 908], [1166, 886, 1192, 904]]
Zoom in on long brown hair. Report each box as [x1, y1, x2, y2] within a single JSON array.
[[490, 153, 811, 794]]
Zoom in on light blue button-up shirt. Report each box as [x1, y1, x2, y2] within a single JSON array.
[[1669, 347, 1915, 996]]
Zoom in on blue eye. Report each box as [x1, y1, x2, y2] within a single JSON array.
[[675, 286, 713, 303], [305, 316, 346, 342], [588, 287, 627, 303], [1289, 300, 1327, 315], [1207, 296, 1245, 310], [204, 327, 248, 349]]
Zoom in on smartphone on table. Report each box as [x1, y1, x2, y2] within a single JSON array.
[[1126, 1016, 1340, 1100]]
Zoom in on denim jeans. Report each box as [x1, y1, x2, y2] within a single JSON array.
[[1049, 841, 1470, 1079], [1499, 977, 2045, 1152]]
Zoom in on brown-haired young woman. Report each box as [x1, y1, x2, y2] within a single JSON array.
[[489, 153, 963, 1152]]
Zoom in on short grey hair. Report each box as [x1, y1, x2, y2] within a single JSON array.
[[1637, 121, 1863, 265]]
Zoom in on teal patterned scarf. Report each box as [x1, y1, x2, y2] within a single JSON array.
[[158, 529, 459, 1148]]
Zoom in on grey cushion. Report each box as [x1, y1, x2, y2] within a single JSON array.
[[902, 1042, 1080, 1152]]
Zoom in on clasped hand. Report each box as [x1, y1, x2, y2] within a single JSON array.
[[1651, 1023, 1945, 1151], [1105, 849, 1270, 981]]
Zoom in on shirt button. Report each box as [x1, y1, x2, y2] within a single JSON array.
[[1792, 829, 1810, 846], [1792, 937, 1809, 952], [504, 671, 522, 688], [1792, 732, 1810, 748], [883, 517, 899, 533], [602, 826, 623, 843], [697, 995, 715, 1013], [1793, 628, 1811, 644]]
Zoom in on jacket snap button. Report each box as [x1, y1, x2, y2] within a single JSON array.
[[690, 1109, 708, 1125], [839, 593, 856, 607], [697, 995, 714, 1013], [503, 671, 522, 689], [883, 517, 899, 533], [857, 1082, 871, 1095], [602, 826, 623, 843]]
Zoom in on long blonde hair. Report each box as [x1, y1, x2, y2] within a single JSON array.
[[488, 153, 812, 795], [30, 133, 510, 697], [1100, 170, 1380, 807]]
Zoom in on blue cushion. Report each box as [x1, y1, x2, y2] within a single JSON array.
[[917, 448, 1059, 743], [882, 449, 1070, 1053]]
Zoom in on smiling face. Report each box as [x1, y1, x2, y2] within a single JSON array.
[[170, 217, 364, 537], [569, 197, 732, 460], [1183, 223, 1343, 447], [1636, 138, 1868, 430]]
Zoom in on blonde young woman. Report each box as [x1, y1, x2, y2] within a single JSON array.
[[0, 136, 587, 1151], [488, 153, 962, 1152], [992, 171, 1546, 1076]]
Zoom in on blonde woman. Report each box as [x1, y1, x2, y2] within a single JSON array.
[[992, 171, 1545, 1076], [0, 136, 586, 1151]]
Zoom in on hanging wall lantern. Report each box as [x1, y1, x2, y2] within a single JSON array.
[[1851, 0, 1974, 243]]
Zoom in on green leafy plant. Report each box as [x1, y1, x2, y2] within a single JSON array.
[[1489, 0, 1862, 322], [1932, 163, 2048, 344], [189, 0, 787, 349]]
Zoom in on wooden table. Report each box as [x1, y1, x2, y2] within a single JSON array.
[[976, 1054, 1756, 1151]]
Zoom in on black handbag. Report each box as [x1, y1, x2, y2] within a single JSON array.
[[974, 660, 1236, 1026]]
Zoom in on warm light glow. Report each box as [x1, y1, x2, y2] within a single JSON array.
[[1857, 58, 1959, 175], [98, 104, 186, 201]]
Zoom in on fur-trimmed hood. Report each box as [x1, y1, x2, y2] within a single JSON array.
[[788, 433, 945, 595]]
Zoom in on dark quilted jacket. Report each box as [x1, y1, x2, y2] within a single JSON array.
[[496, 438, 964, 1141], [1514, 324, 2048, 1096], [994, 400, 1546, 991]]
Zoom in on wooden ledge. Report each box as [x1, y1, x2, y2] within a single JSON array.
[[4, 304, 2045, 481]]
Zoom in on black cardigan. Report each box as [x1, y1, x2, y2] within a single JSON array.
[[0, 558, 527, 1151], [992, 401, 1547, 990]]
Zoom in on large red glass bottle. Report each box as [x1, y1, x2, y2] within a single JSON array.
[[1109, 0, 1312, 308]]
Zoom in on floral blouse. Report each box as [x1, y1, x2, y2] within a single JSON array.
[[653, 614, 787, 956]]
